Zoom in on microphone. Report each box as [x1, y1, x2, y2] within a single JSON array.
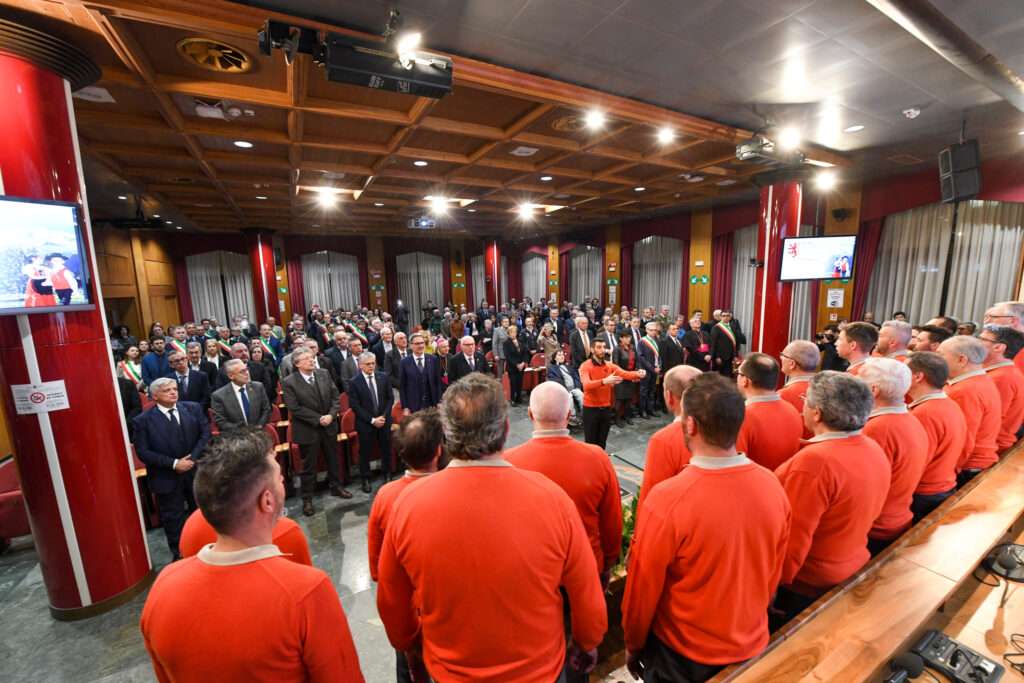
[[996, 547, 1021, 607], [884, 652, 924, 682]]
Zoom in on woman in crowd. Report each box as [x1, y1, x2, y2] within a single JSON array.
[[504, 325, 529, 405], [613, 329, 643, 427], [681, 317, 711, 371], [538, 322, 560, 363], [148, 322, 165, 342], [117, 345, 145, 391], [247, 343, 279, 401], [479, 317, 494, 356], [137, 339, 150, 357], [110, 325, 139, 358]]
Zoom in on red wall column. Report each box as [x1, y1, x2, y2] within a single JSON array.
[[484, 241, 501, 308], [244, 228, 279, 323], [750, 181, 802, 359], [0, 52, 152, 618]]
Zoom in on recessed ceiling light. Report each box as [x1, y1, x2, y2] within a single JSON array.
[[374, 202, 384, 207], [657, 126, 675, 144], [316, 188, 337, 208], [165, 220, 173, 224], [510, 146, 539, 157], [255, 195, 267, 200], [814, 170, 838, 190], [233, 140, 254, 148], [430, 196, 449, 214], [843, 124, 865, 133], [413, 160, 429, 167], [1018, 130, 1024, 136], [717, 179, 738, 186], [902, 107, 921, 119], [117, 195, 127, 200], [467, 208, 477, 213], [634, 186, 646, 192], [777, 127, 801, 150], [518, 203, 535, 220], [153, 214, 161, 218], [553, 193, 571, 199], [540, 175, 553, 182], [175, 225, 183, 230], [584, 109, 605, 130]]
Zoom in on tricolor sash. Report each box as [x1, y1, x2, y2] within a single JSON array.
[[120, 360, 142, 384], [170, 339, 186, 354], [259, 337, 275, 358], [217, 339, 233, 355], [641, 335, 660, 359], [715, 321, 737, 349]]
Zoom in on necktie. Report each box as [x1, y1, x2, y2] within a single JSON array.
[[168, 407, 179, 426], [307, 374, 315, 386], [417, 357, 424, 373], [239, 386, 250, 424], [178, 373, 188, 393], [582, 333, 590, 355], [368, 375, 378, 412]]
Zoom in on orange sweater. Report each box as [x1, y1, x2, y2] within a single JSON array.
[[1015, 351, 1024, 376], [846, 360, 867, 376], [141, 549, 363, 682], [579, 358, 643, 408], [505, 434, 623, 572], [986, 363, 1024, 450], [179, 511, 313, 566], [623, 457, 790, 664], [736, 396, 803, 471], [775, 433, 890, 594], [910, 394, 967, 495], [637, 419, 692, 515], [367, 473, 431, 582], [779, 378, 812, 439], [863, 410, 929, 540], [376, 461, 607, 682], [945, 372, 1002, 470]]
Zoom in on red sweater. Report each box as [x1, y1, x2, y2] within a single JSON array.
[[367, 473, 431, 581], [986, 363, 1024, 450], [179, 511, 313, 566], [623, 457, 790, 664], [638, 419, 692, 515], [505, 434, 623, 572], [736, 396, 803, 471], [579, 359, 643, 408], [863, 411, 929, 540], [779, 378, 813, 439], [910, 394, 967, 495], [775, 433, 890, 594], [141, 548, 363, 682], [376, 461, 606, 682], [945, 372, 1002, 470]]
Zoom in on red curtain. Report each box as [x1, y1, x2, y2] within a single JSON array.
[[174, 259, 194, 323], [507, 253, 523, 302], [851, 218, 884, 320], [620, 243, 633, 308], [286, 256, 305, 318], [711, 233, 734, 311]]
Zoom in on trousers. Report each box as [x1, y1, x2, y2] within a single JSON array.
[[582, 406, 614, 449], [298, 428, 344, 497]]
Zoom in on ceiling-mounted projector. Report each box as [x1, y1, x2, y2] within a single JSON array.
[[321, 32, 452, 99], [736, 134, 805, 165]]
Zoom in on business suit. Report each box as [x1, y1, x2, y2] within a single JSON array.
[[324, 345, 353, 388], [660, 334, 685, 372], [504, 337, 531, 404], [215, 360, 276, 402], [384, 347, 409, 389], [211, 380, 271, 431], [448, 351, 487, 385], [597, 330, 619, 353], [569, 328, 595, 367], [166, 369, 211, 412], [371, 340, 394, 369], [132, 401, 210, 556], [710, 323, 744, 377], [282, 368, 345, 499], [118, 377, 142, 441], [338, 354, 360, 393], [636, 336, 662, 417], [195, 360, 220, 388], [399, 354, 442, 412], [348, 371, 395, 481]]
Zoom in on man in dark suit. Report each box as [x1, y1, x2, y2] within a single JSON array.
[[710, 310, 745, 377], [637, 322, 663, 418], [132, 377, 210, 559], [210, 359, 271, 431], [324, 330, 352, 389], [660, 322, 685, 373], [568, 316, 594, 368], [348, 352, 394, 493], [385, 331, 410, 390], [118, 376, 142, 441], [372, 327, 395, 368], [448, 335, 488, 385], [215, 342, 276, 402], [598, 317, 619, 353], [166, 350, 211, 413], [399, 332, 442, 414], [337, 338, 363, 394], [282, 348, 350, 516]]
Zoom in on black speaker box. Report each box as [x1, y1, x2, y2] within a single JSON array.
[[939, 140, 981, 203]]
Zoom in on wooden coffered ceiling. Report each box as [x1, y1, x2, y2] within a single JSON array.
[[15, 0, 847, 236]]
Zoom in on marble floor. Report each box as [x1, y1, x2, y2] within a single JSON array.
[[0, 404, 670, 683]]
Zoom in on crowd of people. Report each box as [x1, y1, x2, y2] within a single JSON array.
[[123, 293, 1024, 682]]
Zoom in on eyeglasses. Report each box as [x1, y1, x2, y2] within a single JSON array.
[[984, 313, 1014, 322], [978, 336, 999, 345]]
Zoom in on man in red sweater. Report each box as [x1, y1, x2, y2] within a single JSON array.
[[735, 353, 803, 470], [939, 335, 1002, 486], [876, 320, 912, 362], [836, 321, 877, 376], [637, 365, 701, 516], [859, 358, 929, 554], [984, 301, 1024, 375], [774, 371, 890, 625], [179, 509, 313, 565], [579, 337, 645, 449], [779, 340, 818, 439], [367, 408, 443, 683], [377, 374, 607, 682], [141, 428, 363, 682], [506, 381, 622, 584], [906, 352, 967, 520], [980, 324, 1024, 451], [623, 374, 790, 682]]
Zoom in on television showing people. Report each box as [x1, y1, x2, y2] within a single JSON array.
[[779, 235, 857, 281], [0, 196, 90, 313]]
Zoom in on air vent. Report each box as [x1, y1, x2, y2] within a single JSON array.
[[177, 37, 252, 74], [551, 115, 586, 133], [888, 153, 924, 166], [510, 146, 539, 157]]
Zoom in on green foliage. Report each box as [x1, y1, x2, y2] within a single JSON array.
[[617, 490, 639, 571]]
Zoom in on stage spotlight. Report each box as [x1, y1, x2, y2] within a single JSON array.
[[584, 109, 605, 130], [814, 170, 837, 191]]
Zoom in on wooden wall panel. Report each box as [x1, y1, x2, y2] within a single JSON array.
[[547, 242, 559, 302], [365, 236, 387, 311], [689, 209, 712, 315], [604, 225, 621, 309], [449, 239, 468, 308], [96, 227, 180, 334], [144, 260, 175, 288], [815, 186, 861, 331]]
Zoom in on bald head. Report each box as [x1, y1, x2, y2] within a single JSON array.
[[528, 381, 572, 429], [663, 365, 702, 417]]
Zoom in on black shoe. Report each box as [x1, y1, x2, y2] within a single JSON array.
[[302, 499, 315, 516], [615, 419, 625, 428], [361, 479, 372, 493], [625, 418, 634, 425], [331, 486, 353, 499]]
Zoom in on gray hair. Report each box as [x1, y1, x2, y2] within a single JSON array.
[[783, 340, 819, 372], [291, 347, 314, 364], [357, 351, 376, 365], [881, 319, 912, 346], [224, 359, 246, 376], [645, 322, 658, 334], [805, 371, 873, 432], [992, 301, 1024, 325], [859, 358, 912, 403], [940, 335, 987, 365], [186, 341, 202, 352], [149, 377, 177, 396], [439, 373, 508, 460]]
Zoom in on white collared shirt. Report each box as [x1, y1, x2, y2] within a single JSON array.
[[197, 544, 284, 566], [868, 404, 908, 419], [909, 391, 948, 408], [745, 393, 780, 405], [232, 382, 250, 423], [446, 457, 513, 468], [947, 369, 986, 385], [689, 453, 752, 470], [464, 354, 475, 366], [205, 354, 221, 367], [157, 403, 180, 423], [300, 372, 315, 384]]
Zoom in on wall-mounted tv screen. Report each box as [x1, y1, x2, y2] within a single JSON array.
[[779, 234, 857, 282], [0, 196, 93, 315]]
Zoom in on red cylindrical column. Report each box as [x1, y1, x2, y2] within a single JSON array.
[[484, 240, 501, 307], [245, 228, 279, 323], [0, 51, 152, 619], [750, 181, 802, 359]]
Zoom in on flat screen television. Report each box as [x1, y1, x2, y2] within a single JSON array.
[[0, 196, 93, 315], [779, 234, 857, 282]]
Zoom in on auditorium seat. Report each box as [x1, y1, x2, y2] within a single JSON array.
[[342, 409, 395, 474], [130, 446, 160, 529], [338, 392, 350, 414], [485, 351, 496, 375], [522, 352, 547, 394], [0, 457, 31, 546], [391, 402, 404, 432]]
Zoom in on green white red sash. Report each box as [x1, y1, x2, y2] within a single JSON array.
[[217, 339, 232, 355], [641, 335, 660, 360], [120, 360, 142, 384], [259, 337, 275, 357], [170, 339, 186, 354], [715, 321, 737, 349]]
